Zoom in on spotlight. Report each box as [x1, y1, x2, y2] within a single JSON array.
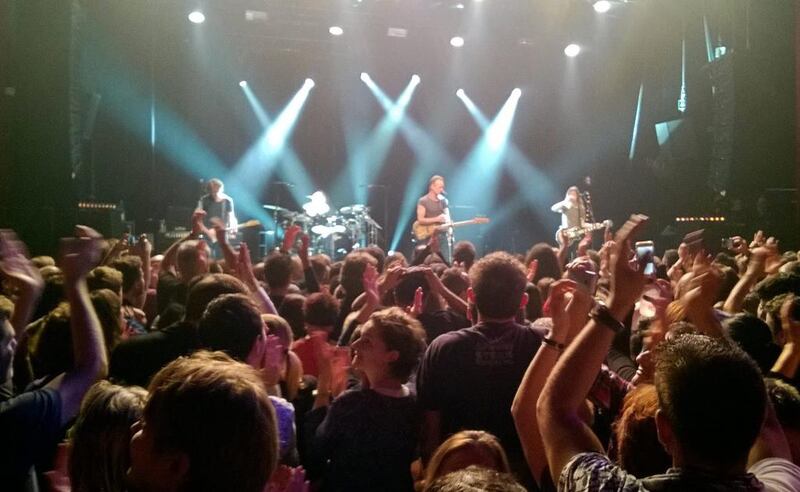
[[188, 10, 206, 24], [511, 88, 522, 98], [360, 72, 370, 82], [593, 1, 611, 13], [411, 74, 420, 84], [304, 78, 315, 88], [455, 3, 465, 8], [456, 88, 465, 98], [329, 26, 344, 36], [239, 80, 248, 88], [564, 43, 581, 57], [450, 36, 465, 48]]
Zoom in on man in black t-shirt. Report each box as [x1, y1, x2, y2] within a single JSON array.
[[416, 175, 451, 262], [416, 252, 544, 487]]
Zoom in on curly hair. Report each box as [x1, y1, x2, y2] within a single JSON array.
[[364, 307, 427, 382]]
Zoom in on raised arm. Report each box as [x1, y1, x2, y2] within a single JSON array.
[[299, 234, 320, 294], [421, 266, 468, 315], [236, 243, 277, 315], [538, 214, 648, 483], [771, 296, 800, 380], [130, 234, 153, 290], [48, 231, 108, 426], [550, 199, 567, 213], [512, 279, 592, 485], [161, 211, 204, 274], [723, 247, 770, 314], [0, 231, 45, 339]]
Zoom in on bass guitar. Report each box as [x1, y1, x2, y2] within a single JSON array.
[[412, 217, 489, 241]]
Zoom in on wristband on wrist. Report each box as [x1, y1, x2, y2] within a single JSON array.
[[590, 304, 626, 333], [542, 337, 566, 351]]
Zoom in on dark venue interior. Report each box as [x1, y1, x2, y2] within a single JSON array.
[[1, 0, 796, 255]]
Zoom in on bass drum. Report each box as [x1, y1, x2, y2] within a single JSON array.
[[332, 235, 354, 261]]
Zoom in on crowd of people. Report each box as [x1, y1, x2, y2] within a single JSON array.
[[1, 208, 800, 492]]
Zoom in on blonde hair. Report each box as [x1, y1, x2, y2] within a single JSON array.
[[423, 430, 510, 489], [69, 381, 148, 492]]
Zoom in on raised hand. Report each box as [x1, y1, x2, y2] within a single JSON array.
[[408, 286, 424, 317], [298, 234, 310, 266], [526, 259, 539, 283], [191, 210, 207, 236], [557, 228, 569, 248], [0, 230, 43, 292], [381, 264, 406, 292], [750, 230, 766, 249], [548, 279, 593, 344], [129, 234, 152, 258], [607, 214, 649, 319], [59, 233, 102, 283], [282, 225, 302, 253], [577, 232, 592, 257], [779, 295, 800, 346], [246, 329, 284, 388], [428, 229, 441, 253], [210, 217, 227, 245], [362, 264, 380, 306]]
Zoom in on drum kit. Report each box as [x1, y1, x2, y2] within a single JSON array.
[[263, 197, 382, 259]]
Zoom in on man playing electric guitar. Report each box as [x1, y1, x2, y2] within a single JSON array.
[[416, 175, 452, 262], [196, 178, 238, 258]]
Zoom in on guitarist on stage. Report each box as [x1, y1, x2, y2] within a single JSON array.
[[196, 178, 238, 258], [551, 186, 586, 231], [416, 175, 452, 262], [551, 186, 587, 259]]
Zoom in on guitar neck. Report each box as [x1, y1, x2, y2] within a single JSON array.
[[445, 219, 482, 228]]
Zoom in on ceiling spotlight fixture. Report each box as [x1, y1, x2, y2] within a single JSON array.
[[329, 26, 344, 36], [304, 78, 316, 88], [239, 80, 248, 88], [564, 43, 581, 57], [593, 1, 611, 13], [512, 88, 522, 98], [188, 10, 206, 24], [456, 88, 465, 98], [450, 36, 465, 48], [387, 27, 408, 38], [360, 72, 370, 82], [411, 74, 421, 84], [455, 3, 465, 9]]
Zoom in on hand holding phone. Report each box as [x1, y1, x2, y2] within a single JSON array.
[[635, 240, 655, 277]]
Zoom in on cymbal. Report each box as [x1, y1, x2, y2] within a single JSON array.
[[284, 212, 311, 223], [263, 204, 289, 213], [339, 204, 368, 215]]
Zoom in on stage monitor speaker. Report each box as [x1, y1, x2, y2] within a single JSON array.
[[75, 206, 125, 238], [166, 206, 194, 230]]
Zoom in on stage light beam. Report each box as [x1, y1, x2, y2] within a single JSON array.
[[188, 11, 205, 24]]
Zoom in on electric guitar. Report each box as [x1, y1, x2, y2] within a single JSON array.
[[205, 219, 261, 244], [412, 217, 490, 241], [555, 220, 612, 245]]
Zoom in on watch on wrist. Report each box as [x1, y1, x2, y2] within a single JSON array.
[[590, 304, 626, 333]]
